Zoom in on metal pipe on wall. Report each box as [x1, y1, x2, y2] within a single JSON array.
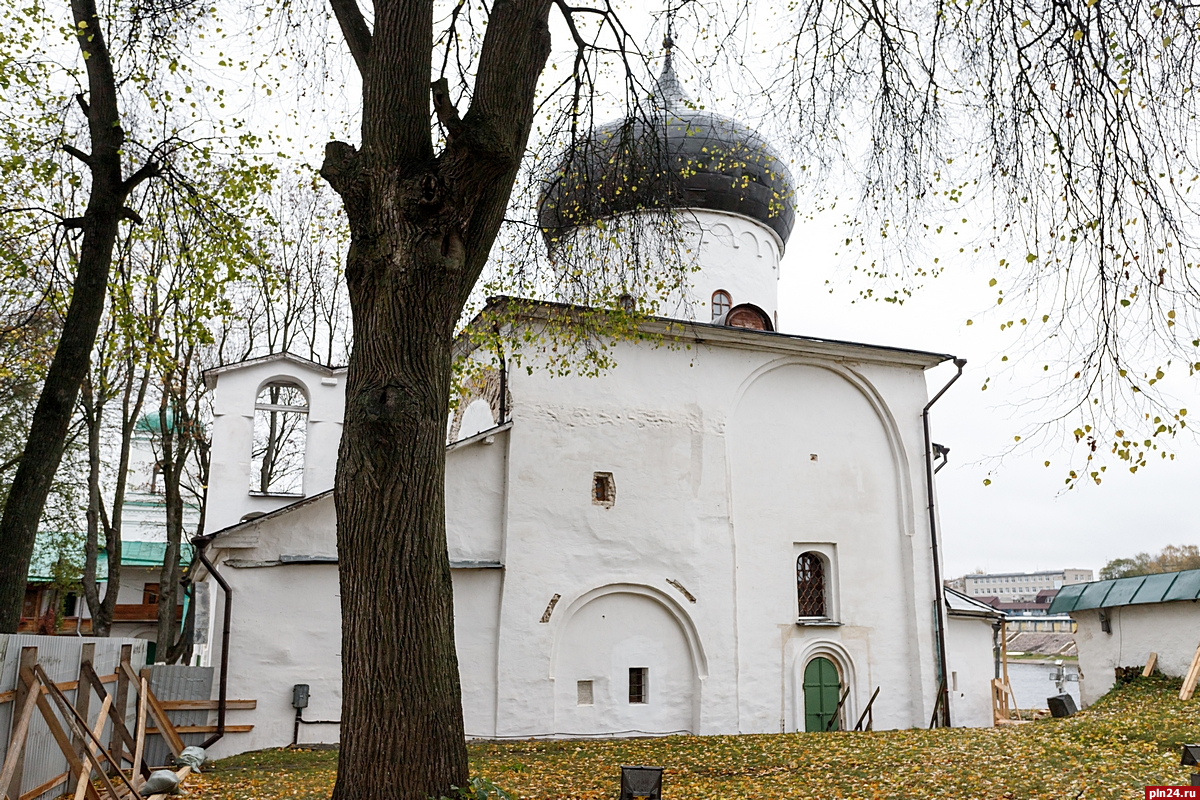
[[923, 357, 966, 728], [193, 534, 232, 750]]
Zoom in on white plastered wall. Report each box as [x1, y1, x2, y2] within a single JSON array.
[[491, 333, 945, 737], [201, 430, 510, 756], [1072, 602, 1200, 705], [556, 209, 782, 323], [945, 614, 999, 728], [689, 210, 782, 322], [206, 357, 345, 533], [197, 317, 976, 752]]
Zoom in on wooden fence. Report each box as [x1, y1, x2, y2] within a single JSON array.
[[0, 635, 254, 800]]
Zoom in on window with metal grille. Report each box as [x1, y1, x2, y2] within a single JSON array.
[[711, 290, 732, 320], [628, 667, 648, 704], [797, 552, 826, 617]]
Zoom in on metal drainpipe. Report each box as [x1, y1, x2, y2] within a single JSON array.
[[923, 357, 966, 728], [493, 325, 508, 425], [193, 533, 232, 750], [498, 352, 508, 425]]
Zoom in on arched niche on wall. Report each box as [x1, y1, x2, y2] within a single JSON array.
[[549, 584, 706, 737]]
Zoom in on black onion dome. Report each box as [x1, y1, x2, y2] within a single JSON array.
[[538, 50, 796, 249]]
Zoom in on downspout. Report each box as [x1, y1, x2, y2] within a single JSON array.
[[494, 325, 508, 425], [923, 357, 966, 728], [192, 532, 232, 749]]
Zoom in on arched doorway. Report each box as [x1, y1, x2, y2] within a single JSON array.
[[803, 657, 842, 731]]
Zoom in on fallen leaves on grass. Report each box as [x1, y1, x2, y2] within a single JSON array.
[[192, 676, 1198, 800]]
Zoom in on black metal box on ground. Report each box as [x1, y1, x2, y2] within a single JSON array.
[[1047, 693, 1077, 718], [620, 766, 663, 800]]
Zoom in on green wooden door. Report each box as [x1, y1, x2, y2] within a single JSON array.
[[803, 657, 841, 732]]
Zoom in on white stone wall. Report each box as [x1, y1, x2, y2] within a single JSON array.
[[946, 615, 998, 728], [201, 485, 507, 756], [197, 310, 981, 753], [555, 209, 782, 323], [484, 332, 945, 736], [1073, 602, 1200, 705], [689, 210, 782, 322], [205, 356, 345, 533]]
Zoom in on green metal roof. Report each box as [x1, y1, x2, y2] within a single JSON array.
[[134, 408, 175, 434], [1048, 568, 1200, 613], [27, 540, 194, 582]]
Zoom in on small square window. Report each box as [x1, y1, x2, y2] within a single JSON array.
[[592, 472, 615, 506], [628, 667, 648, 704], [143, 583, 160, 606], [577, 680, 594, 706]]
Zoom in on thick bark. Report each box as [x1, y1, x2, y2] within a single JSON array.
[[0, 0, 158, 631], [323, 1, 552, 797]]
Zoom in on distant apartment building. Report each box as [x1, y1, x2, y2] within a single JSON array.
[[955, 569, 1094, 604]]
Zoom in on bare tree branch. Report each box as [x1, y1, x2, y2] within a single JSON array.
[[329, 0, 372, 74]]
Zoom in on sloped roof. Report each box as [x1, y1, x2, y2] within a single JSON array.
[[202, 352, 347, 389], [945, 586, 1006, 619], [472, 296, 956, 370], [208, 489, 333, 540], [1049, 568, 1200, 613], [27, 540, 193, 582]]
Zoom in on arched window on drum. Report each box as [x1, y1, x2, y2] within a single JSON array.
[[797, 552, 827, 618], [711, 290, 732, 320]]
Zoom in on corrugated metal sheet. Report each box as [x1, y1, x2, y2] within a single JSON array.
[[143, 665, 215, 768], [0, 635, 150, 800], [1049, 568, 1200, 613]]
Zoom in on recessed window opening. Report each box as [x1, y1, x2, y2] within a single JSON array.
[[797, 552, 827, 618], [143, 583, 160, 606], [250, 382, 308, 495], [592, 472, 615, 506], [711, 290, 732, 320], [577, 680, 594, 706], [628, 667, 648, 704]]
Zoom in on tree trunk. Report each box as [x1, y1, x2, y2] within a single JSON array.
[[322, 1, 553, 796], [80, 353, 150, 636], [81, 378, 120, 637], [155, 388, 186, 662], [0, 193, 123, 632], [333, 277, 467, 798], [0, 0, 158, 632]]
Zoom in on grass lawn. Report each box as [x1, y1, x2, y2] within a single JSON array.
[[191, 676, 1199, 799]]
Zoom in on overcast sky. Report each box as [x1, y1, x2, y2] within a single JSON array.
[[199, 2, 1199, 581], [777, 210, 1200, 580]]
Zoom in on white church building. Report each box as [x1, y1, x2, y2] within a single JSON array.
[[190, 55, 1000, 756]]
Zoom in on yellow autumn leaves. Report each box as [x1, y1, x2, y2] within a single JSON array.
[[193, 676, 1197, 800]]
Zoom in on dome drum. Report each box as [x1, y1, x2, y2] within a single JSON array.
[[538, 58, 795, 249]]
